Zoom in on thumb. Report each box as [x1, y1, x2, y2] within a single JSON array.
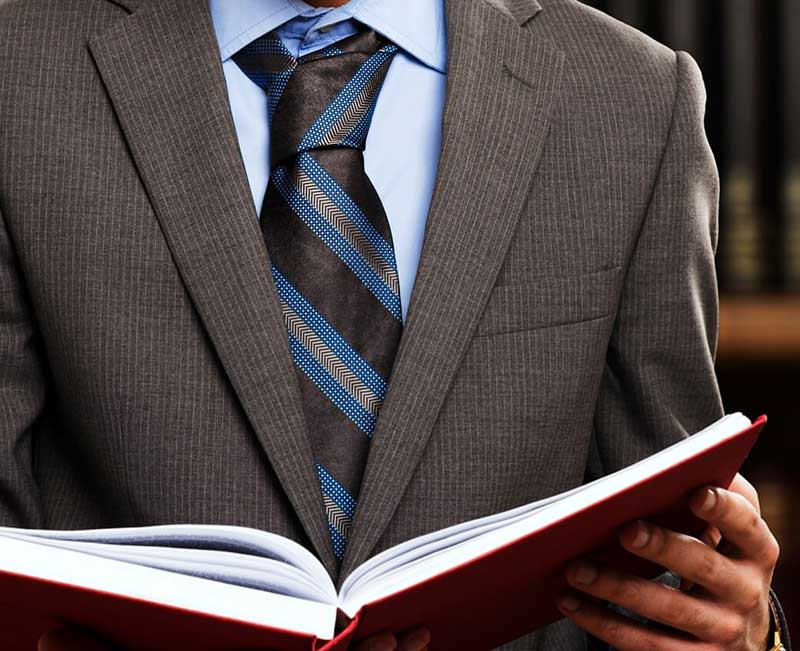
[[38, 626, 114, 651]]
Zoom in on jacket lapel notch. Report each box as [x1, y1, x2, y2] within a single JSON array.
[[339, 2, 565, 581], [486, 0, 543, 25], [87, 0, 337, 573]]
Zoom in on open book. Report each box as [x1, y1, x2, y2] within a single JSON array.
[[0, 413, 765, 651]]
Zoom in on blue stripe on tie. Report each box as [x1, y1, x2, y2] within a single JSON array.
[[321, 45, 345, 57], [273, 166, 402, 321], [327, 521, 348, 559], [296, 153, 398, 273], [267, 70, 294, 119], [316, 463, 357, 518], [273, 267, 388, 399], [234, 36, 296, 118], [317, 464, 356, 559], [298, 45, 398, 151], [262, 35, 293, 58], [289, 334, 377, 435], [237, 66, 294, 118]]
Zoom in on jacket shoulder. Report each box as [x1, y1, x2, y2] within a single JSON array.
[[534, 0, 681, 97], [0, 0, 126, 62]]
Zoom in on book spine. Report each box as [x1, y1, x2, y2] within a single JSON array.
[[606, 0, 644, 29], [719, 0, 767, 292], [783, 0, 800, 290], [785, 171, 800, 291]]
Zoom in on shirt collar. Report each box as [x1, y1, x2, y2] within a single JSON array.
[[209, 0, 447, 73]]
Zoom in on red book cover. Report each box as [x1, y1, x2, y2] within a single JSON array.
[[0, 416, 765, 651]]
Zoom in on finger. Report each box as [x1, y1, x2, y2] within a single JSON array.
[[397, 626, 431, 651], [564, 560, 740, 641], [556, 593, 709, 651], [690, 487, 780, 569], [352, 631, 398, 651], [38, 627, 112, 651], [700, 524, 722, 549], [680, 524, 721, 592], [620, 520, 745, 598]]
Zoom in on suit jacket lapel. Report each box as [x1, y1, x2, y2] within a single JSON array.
[[339, 0, 565, 581], [88, 0, 338, 574]]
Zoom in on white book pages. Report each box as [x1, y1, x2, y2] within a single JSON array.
[[0, 534, 332, 603], [339, 477, 594, 600], [338, 413, 751, 616], [0, 536, 338, 639], [0, 523, 336, 601]]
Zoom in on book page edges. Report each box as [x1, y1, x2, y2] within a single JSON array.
[[0, 538, 337, 643]]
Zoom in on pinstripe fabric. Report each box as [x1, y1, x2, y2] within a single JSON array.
[[0, 0, 733, 648]]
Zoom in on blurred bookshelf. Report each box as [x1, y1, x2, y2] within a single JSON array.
[[719, 296, 800, 360], [582, 0, 799, 636]]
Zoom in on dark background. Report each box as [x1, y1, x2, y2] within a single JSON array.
[[580, 0, 799, 638]]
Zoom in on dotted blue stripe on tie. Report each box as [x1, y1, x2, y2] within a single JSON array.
[[259, 35, 293, 58], [298, 45, 398, 151], [327, 521, 348, 559], [273, 166, 402, 321], [234, 36, 296, 118], [267, 70, 295, 119], [289, 334, 377, 435], [296, 153, 398, 274], [273, 267, 388, 399], [321, 45, 345, 57], [317, 465, 357, 561], [317, 463, 357, 517]]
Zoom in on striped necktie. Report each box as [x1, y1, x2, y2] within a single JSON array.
[[233, 29, 402, 562]]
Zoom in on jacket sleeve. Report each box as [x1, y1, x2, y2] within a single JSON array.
[[588, 50, 791, 650], [0, 200, 46, 528], [588, 49, 724, 477]]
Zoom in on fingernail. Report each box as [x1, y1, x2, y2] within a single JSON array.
[[573, 561, 598, 586], [557, 595, 581, 613], [631, 522, 650, 548], [701, 488, 717, 513]]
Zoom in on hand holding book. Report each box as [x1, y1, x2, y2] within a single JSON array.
[[557, 474, 779, 651], [33, 474, 778, 651]]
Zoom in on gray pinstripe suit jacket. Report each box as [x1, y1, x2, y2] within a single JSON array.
[[0, 0, 731, 647]]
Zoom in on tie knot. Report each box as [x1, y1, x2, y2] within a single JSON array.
[[233, 29, 398, 165]]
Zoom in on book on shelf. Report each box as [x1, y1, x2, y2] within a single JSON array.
[[719, 0, 768, 292], [783, 0, 800, 290], [0, 414, 766, 651]]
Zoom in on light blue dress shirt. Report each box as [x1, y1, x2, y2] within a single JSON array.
[[209, 0, 447, 323]]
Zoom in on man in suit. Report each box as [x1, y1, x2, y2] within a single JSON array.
[[0, 0, 789, 649]]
